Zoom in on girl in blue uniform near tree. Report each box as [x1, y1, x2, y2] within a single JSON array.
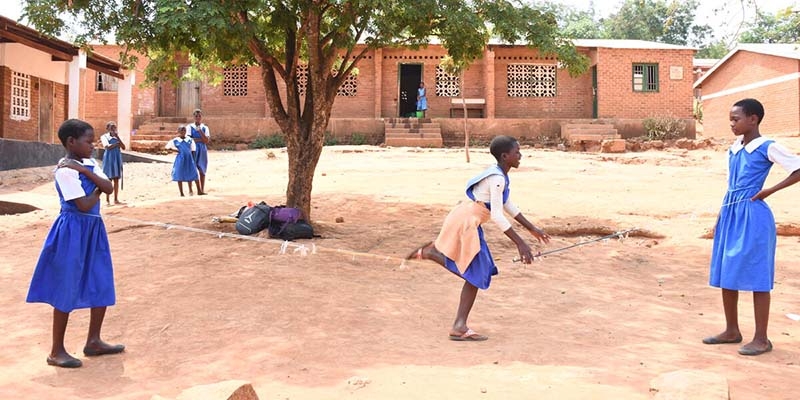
[[406, 135, 550, 341], [703, 98, 800, 356], [100, 121, 125, 205], [27, 119, 125, 368], [188, 109, 210, 195], [166, 125, 199, 197]]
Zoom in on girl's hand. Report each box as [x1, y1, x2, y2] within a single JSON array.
[[517, 243, 534, 264], [58, 158, 87, 174], [751, 189, 774, 201], [529, 227, 551, 243]]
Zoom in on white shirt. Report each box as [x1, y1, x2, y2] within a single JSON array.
[[730, 136, 800, 173], [188, 123, 211, 138], [55, 158, 107, 201], [470, 174, 521, 231], [165, 136, 196, 151], [100, 132, 119, 148]]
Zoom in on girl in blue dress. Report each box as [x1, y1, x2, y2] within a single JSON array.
[[416, 81, 427, 118], [166, 125, 200, 196], [27, 119, 125, 368], [703, 99, 800, 356], [188, 109, 211, 195], [406, 136, 550, 341], [100, 121, 125, 205]]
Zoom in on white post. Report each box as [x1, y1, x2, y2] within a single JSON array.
[[68, 50, 86, 119], [116, 70, 134, 148]]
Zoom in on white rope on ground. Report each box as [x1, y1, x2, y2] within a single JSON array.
[[105, 215, 412, 266]]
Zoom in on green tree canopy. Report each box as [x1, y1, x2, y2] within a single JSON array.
[[23, 0, 588, 218], [739, 8, 800, 43], [601, 0, 711, 46]]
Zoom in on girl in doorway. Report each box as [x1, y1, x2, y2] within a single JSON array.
[[416, 81, 428, 118]]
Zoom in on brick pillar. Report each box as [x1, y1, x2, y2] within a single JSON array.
[[374, 48, 382, 118], [484, 48, 495, 119]]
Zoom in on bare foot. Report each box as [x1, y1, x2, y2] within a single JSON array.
[[405, 241, 433, 260], [198, 192, 207, 196]]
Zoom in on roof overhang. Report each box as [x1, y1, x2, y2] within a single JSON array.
[[0, 15, 124, 79]]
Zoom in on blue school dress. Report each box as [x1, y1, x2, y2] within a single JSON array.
[[101, 133, 123, 179], [440, 165, 507, 289], [27, 159, 116, 313], [416, 87, 427, 111], [169, 137, 199, 182], [188, 124, 209, 174], [710, 137, 800, 291]]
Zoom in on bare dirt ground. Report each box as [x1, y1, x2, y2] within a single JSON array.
[[0, 139, 798, 399]]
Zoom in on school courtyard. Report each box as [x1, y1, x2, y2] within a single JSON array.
[[0, 140, 798, 399]]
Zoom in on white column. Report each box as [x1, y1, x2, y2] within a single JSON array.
[[68, 50, 86, 119], [116, 70, 134, 148]]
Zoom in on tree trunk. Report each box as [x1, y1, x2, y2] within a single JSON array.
[[284, 116, 326, 221]]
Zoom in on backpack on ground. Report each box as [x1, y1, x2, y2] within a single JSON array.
[[235, 202, 273, 235], [267, 206, 303, 239], [276, 219, 316, 241]]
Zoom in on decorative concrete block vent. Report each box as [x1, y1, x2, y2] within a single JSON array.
[[561, 123, 621, 152], [151, 380, 259, 400], [649, 369, 729, 400]]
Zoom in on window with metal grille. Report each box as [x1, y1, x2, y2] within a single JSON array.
[[96, 72, 118, 91], [633, 63, 659, 92], [507, 64, 556, 97], [336, 72, 358, 97], [295, 65, 357, 97], [11, 71, 31, 121], [435, 65, 461, 97], [223, 65, 248, 96]]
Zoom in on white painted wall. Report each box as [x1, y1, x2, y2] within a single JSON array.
[[0, 43, 69, 84]]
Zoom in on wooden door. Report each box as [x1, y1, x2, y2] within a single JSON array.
[[39, 80, 54, 143], [178, 67, 201, 117]]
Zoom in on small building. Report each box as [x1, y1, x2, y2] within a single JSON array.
[[0, 15, 133, 146], [694, 43, 800, 138]]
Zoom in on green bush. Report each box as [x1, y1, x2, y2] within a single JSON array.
[[642, 116, 687, 141], [249, 134, 286, 149], [324, 131, 339, 146], [349, 132, 368, 145]]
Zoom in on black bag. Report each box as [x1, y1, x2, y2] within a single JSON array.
[[235, 202, 273, 235], [273, 219, 316, 241]]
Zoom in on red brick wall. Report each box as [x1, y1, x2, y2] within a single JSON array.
[[596, 48, 694, 120], [82, 46, 158, 131], [699, 51, 800, 137]]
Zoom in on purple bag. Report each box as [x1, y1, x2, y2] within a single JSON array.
[[268, 206, 303, 238]]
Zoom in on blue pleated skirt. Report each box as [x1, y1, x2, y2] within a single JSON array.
[[27, 211, 116, 312]]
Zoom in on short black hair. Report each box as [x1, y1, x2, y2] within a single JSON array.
[[489, 135, 518, 161], [57, 119, 93, 147], [733, 98, 765, 124]]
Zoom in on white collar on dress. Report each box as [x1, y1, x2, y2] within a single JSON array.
[[731, 136, 769, 154]]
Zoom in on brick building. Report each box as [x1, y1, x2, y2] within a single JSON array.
[[5, 27, 697, 148], [694, 44, 800, 138], [0, 15, 130, 145]]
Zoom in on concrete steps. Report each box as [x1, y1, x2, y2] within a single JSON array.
[[384, 118, 442, 147], [131, 119, 192, 153], [561, 123, 624, 152]]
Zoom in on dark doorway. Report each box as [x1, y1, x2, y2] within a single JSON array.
[[591, 65, 598, 119], [398, 64, 423, 117]]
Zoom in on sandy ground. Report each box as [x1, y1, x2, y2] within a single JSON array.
[[0, 139, 798, 399]]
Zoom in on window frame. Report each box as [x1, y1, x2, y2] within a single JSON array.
[[96, 71, 119, 92], [10, 70, 31, 121], [632, 63, 659, 93]]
